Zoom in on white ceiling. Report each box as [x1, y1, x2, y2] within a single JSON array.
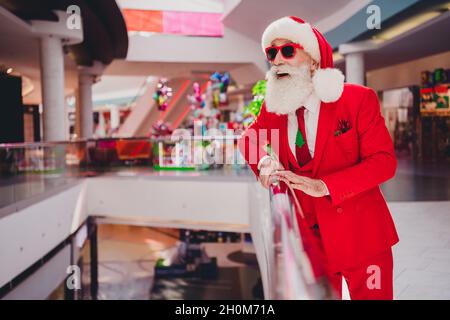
[[92, 75, 149, 102], [0, 7, 79, 105], [222, 0, 355, 40], [4, 0, 448, 107], [116, 0, 224, 13], [104, 60, 248, 78]]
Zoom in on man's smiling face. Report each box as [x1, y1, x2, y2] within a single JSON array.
[[264, 38, 319, 115]]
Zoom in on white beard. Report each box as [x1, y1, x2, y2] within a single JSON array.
[[265, 63, 314, 115]]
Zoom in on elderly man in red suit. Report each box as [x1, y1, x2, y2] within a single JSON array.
[[239, 16, 399, 300]]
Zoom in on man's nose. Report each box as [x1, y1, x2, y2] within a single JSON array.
[[273, 50, 284, 66]]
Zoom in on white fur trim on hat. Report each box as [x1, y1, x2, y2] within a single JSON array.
[[312, 68, 345, 103], [261, 17, 320, 62]]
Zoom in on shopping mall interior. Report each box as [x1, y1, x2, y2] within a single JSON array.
[[0, 0, 450, 301]]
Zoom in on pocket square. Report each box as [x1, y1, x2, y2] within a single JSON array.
[[334, 119, 352, 137]]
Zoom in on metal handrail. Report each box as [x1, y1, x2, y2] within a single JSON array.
[[0, 137, 150, 149], [269, 182, 337, 300], [0, 135, 244, 150]]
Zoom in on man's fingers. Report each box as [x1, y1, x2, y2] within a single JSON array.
[[273, 171, 293, 179], [292, 184, 312, 195], [275, 170, 304, 178], [269, 174, 280, 185], [275, 170, 291, 174], [276, 177, 289, 185], [274, 171, 303, 182]]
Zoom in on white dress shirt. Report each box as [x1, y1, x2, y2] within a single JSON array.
[[287, 93, 321, 159]]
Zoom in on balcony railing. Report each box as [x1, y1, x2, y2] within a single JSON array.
[[0, 136, 247, 210], [268, 182, 337, 299]]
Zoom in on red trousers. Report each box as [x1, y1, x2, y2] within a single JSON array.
[[327, 249, 394, 300], [295, 201, 394, 300], [290, 181, 394, 300]]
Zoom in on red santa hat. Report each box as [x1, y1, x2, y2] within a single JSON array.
[[261, 16, 345, 103]]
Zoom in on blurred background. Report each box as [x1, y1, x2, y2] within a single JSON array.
[[0, 0, 449, 300]]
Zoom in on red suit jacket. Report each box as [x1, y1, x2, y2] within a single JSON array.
[[239, 83, 399, 273]]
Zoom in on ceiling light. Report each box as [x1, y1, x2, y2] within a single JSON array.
[[373, 11, 441, 41], [333, 51, 344, 62]]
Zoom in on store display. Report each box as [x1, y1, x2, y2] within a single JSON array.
[[420, 68, 450, 116], [418, 68, 450, 161], [152, 139, 196, 171], [150, 71, 248, 171], [153, 78, 173, 111], [421, 70, 434, 87]]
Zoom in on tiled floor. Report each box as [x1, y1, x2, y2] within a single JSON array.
[[390, 201, 450, 299], [81, 225, 176, 300], [81, 225, 261, 300], [381, 158, 450, 201]]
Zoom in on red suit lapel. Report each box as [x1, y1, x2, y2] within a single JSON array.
[[280, 115, 301, 172], [312, 101, 338, 176]]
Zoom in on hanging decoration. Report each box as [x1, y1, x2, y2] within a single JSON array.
[[187, 82, 205, 110], [153, 78, 173, 111], [186, 78, 221, 131], [151, 120, 173, 137], [209, 72, 230, 108]]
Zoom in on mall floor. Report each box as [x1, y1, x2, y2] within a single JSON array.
[[80, 225, 262, 300], [390, 201, 450, 299]]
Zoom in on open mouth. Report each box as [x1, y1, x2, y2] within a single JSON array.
[[276, 72, 290, 79]]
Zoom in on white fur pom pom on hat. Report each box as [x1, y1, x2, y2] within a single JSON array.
[[312, 68, 345, 103]]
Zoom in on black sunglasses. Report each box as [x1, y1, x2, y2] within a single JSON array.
[[265, 43, 303, 61]]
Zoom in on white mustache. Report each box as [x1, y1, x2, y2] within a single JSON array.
[[269, 63, 310, 77]]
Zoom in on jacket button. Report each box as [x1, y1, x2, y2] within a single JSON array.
[[337, 207, 343, 213]]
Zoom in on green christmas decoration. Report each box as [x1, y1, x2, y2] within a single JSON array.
[[244, 80, 266, 117]]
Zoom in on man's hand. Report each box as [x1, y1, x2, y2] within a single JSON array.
[[274, 170, 329, 197], [259, 157, 284, 189]]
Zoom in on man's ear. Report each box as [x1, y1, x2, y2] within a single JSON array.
[[310, 60, 320, 72]]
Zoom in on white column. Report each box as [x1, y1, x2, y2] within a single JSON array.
[[39, 35, 65, 141], [78, 73, 95, 138], [345, 52, 365, 85], [339, 40, 380, 86], [110, 105, 120, 132], [31, 10, 83, 141], [77, 61, 105, 139]]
